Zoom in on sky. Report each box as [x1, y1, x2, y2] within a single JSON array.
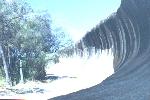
[[28, 0, 121, 42]]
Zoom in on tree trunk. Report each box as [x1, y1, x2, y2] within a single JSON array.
[[19, 59, 24, 83], [8, 45, 11, 66], [0, 44, 10, 86]]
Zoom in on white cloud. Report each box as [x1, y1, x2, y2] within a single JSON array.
[[51, 13, 86, 42]]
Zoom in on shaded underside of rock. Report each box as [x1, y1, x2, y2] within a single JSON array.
[[50, 0, 150, 99]]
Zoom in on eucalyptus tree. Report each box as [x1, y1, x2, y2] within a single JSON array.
[[0, 0, 73, 86], [0, 0, 49, 85]]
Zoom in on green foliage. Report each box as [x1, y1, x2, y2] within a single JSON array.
[[0, 0, 69, 86]]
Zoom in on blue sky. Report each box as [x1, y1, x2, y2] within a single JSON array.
[[28, 0, 121, 41]]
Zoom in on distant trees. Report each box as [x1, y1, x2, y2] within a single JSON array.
[[0, 0, 73, 86]]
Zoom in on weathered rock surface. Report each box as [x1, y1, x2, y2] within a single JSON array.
[[51, 0, 150, 99]]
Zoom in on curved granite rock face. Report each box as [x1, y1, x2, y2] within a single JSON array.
[[51, 0, 150, 100]]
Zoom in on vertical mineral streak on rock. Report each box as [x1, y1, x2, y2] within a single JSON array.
[[79, 0, 150, 72], [51, 0, 150, 99]]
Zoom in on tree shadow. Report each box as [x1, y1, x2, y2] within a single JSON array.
[[44, 74, 77, 81]]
